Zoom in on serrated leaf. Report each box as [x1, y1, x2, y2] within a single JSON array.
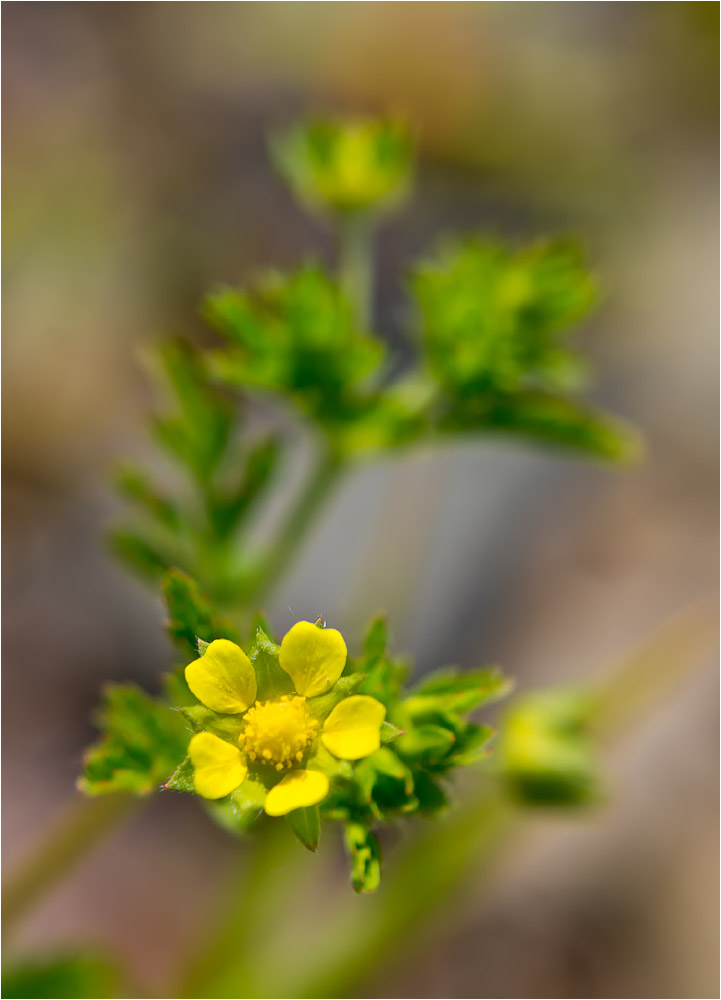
[[286, 804, 321, 851], [162, 570, 215, 655], [79, 685, 188, 797]]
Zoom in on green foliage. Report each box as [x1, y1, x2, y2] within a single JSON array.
[[270, 116, 412, 217], [410, 237, 640, 459], [344, 822, 382, 894], [78, 684, 189, 796], [2, 953, 120, 999], [499, 688, 599, 806]]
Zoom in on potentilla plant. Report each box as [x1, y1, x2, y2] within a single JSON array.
[[76, 115, 638, 894]]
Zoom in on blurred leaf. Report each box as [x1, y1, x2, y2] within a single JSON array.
[[209, 436, 282, 540], [114, 466, 181, 533], [162, 569, 215, 654], [2, 952, 120, 999], [79, 685, 188, 797], [205, 266, 386, 432], [408, 665, 512, 714], [204, 779, 267, 834], [108, 528, 172, 582], [500, 689, 599, 806], [344, 822, 382, 894], [395, 725, 456, 765], [150, 340, 233, 481], [271, 117, 412, 216], [286, 805, 320, 852]]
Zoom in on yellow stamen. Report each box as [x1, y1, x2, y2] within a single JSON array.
[[241, 696, 317, 770]]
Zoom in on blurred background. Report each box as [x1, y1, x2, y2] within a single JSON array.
[[3, 3, 718, 997]]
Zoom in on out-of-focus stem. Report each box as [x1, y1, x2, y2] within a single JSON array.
[[338, 211, 374, 329], [253, 448, 345, 606], [2, 794, 138, 937]]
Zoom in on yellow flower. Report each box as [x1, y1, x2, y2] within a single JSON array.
[[184, 621, 386, 816]]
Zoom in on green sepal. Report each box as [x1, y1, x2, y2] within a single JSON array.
[[344, 822, 382, 894], [205, 779, 268, 833], [307, 742, 353, 780], [307, 673, 366, 722], [249, 628, 294, 701], [79, 684, 188, 797], [286, 804, 321, 852], [380, 720, 404, 743], [163, 755, 194, 794], [108, 528, 173, 583], [179, 706, 245, 744]]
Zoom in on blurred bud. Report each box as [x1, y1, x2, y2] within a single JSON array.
[[271, 117, 413, 217], [499, 689, 599, 807]]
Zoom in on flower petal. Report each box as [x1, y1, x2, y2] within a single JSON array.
[[279, 621, 347, 697], [263, 769, 330, 816], [321, 695, 386, 760], [189, 732, 247, 799], [185, 639, 257, 714]]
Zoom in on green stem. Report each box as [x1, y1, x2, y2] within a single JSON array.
[[2, 794, 138, 937], [338, 211, 374, 329], [253, 448, 345, 605]]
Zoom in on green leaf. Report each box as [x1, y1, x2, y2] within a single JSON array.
[[114, 466, 181, 533], [162, 570, 215, 655], [108, 528, 172, 582], [448, 723, 495, 765], [79, 685, 188, 797], [209, 436, 282, 540], [395, 725, 456, 765], [500, 689, 599, 806], [205, 266, 386, 431], [150, 340, 234, 481], [2, 952, 121, 999], [344, 822, 382, 894], [408, 665, 512, 715], [286, 804, 321, 852]]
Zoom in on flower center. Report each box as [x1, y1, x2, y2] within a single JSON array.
[[241, 696, 317, 771]]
